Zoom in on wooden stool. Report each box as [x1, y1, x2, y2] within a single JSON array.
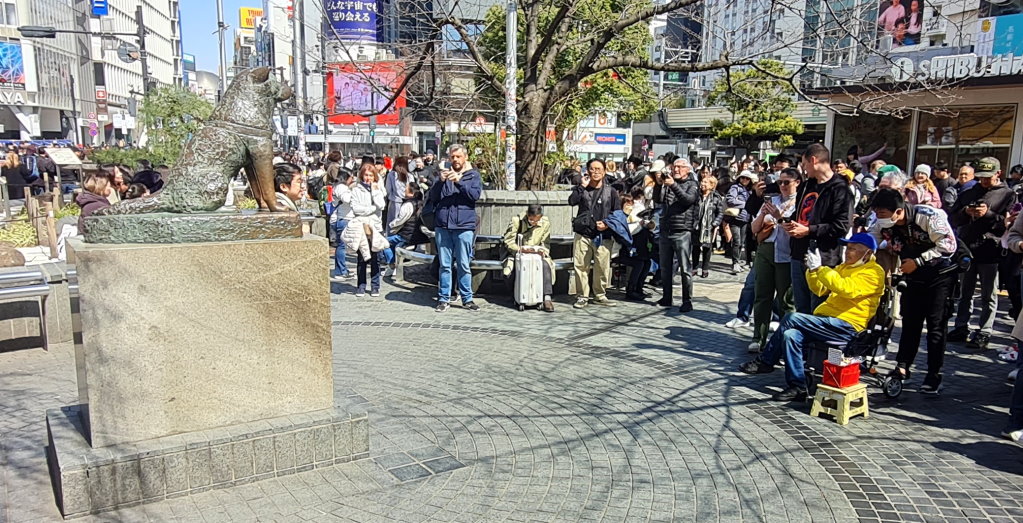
[[810, 382, 869, 426]]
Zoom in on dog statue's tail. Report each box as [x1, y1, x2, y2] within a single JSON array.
[[94, 194, 168, 216]]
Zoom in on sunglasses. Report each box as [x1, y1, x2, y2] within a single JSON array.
[[778, 180, 795, 186]]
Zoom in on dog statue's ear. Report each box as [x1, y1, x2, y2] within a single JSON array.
[[249, 67, 270, 83]]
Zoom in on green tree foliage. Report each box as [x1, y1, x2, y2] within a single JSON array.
[[472, 0, 659, 187], [707, 60, 804, 150], [138, 86, 214, 165]]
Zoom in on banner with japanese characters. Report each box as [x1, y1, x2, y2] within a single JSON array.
[[324, 0, 378, 43]]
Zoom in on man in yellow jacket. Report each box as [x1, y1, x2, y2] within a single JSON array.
[[740, 233, 886, 401]]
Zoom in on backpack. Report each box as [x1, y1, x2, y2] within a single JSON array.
[[24, 155, 39, 182]]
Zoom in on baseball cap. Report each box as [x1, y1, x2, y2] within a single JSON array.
[[974, 157, 1000, 178], [840, 232, 878, 252], [914, 164, 932, 176]]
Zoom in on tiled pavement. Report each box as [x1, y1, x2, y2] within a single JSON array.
[[3, 265, 1023, 522]]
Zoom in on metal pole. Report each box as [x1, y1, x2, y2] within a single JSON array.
[[321, 17, 329, 153], [216, 0, 228, 98], [504, 0, 517, 190], [296, 0, 306, 159], [135, 5, 151, 93], [69, 74, 81, 145]]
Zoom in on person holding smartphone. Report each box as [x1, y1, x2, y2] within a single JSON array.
[[430, 144, 483, 313], [569, 158, 622, 308]]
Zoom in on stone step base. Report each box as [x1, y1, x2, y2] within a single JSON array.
[[46, 404, 369, 519]]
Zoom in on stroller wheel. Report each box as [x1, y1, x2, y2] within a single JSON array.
[[882, 375, 904, 398]]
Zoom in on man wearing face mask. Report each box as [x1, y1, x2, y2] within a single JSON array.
[[869, 188, 958, 393], [739, 233, 886, 402]]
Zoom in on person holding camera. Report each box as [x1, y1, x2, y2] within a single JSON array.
[[869, 188, 959, 393], [653, 158, 699, 312], [569, 158, 622, 309], [947, 158, 1016, 349]]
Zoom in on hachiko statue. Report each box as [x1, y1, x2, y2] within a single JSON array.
[[97, 67, 292, 215]]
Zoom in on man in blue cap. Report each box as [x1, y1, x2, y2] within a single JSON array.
[[740, 232, 887, 401]]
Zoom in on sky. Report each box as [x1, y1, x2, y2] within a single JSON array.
[[179, 0, 256, 73]]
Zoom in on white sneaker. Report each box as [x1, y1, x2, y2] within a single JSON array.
[[1002, 428, 1023, 443], [1010, 368, 1019, 381], [747, 341, 761, 352], [769, 321, 780, 333], [383, 266, 395, 277], [725, 318, 744, 328]]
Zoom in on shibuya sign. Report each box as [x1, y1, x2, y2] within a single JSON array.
[[892, 53, 1023, 82], [0, 90, 27, 105]]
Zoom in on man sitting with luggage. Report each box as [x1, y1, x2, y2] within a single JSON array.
[[739, 233, 886, 401], [502, 204, 555, 312]]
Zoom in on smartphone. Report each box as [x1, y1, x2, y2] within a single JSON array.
[[441, 160, 450, 171], [764, 192, 781, 198]]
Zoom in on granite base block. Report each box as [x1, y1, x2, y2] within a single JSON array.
[[47, 404, 369, 519]]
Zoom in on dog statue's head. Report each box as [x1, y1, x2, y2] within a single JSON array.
[[210, 67, 293, 125]]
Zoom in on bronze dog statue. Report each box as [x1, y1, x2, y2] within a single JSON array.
[[97, 67, 292, 215]]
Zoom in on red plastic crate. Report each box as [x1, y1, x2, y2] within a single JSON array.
[[822, 361, 861, 388]]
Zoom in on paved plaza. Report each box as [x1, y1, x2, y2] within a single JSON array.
[[3, 271, 1023, 522]]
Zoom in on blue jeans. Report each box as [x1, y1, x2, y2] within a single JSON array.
[[332, 219, 349, 277], [436, 227, 474, 304], [379, 234, 407, 265], [736, 267, 756, 321], [760, 312, 857, 388]]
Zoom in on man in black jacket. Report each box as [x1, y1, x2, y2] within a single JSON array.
[[784, 144, 854, 314], [569, 158, 622, 308], [654, 158, 699, 312], [948, 157, 1016, 349]]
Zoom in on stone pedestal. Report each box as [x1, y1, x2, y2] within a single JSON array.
[[48, 235, 348, 518]]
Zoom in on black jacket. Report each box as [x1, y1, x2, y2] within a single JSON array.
[[653, 176, 699, 233], [568, 183, 621, 222], [790, 173, 854, 267], [949, 182, 1016, 260]]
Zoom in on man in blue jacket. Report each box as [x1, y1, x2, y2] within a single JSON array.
[[431, 144, 483, 312]]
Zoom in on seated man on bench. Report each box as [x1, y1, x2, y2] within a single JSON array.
[[739, 233, 886, 401], [502, 204, 555, 312]]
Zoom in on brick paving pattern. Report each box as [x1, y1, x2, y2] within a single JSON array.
[[3, 268, 1023, 522]]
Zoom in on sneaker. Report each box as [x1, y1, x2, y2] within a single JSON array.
[[574, 298, 589, 309], [1008, 368, 1018, 381], [370, 290, 380, 297], [1001, 427, 1023, 442], [678, 301, 693, 313], [329, 273, 352, 282], [731, 264, 740, 275], [769, 321, 780, 333], [747, 341, 761, 353], [771, 386, 808, 402], [464, 301, 481, 312], [700, 270, 709, 278], [382, 267, 395, 277], [999, 342, 1019, 355], [435, 302, 450, 313], [920, 374, 943, 394], [947, 327, 969, 343], [739, 358, 775, 374], [967, 333, 991, 350], [725, 318, 745, 329], [355, 287, 366, 297], [1000, 349, 1019, 362], [656, 297, 673, 307], [593, 298, 617, 307]]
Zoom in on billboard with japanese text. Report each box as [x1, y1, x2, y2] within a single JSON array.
[[324, 0, 378, 42], [326, 62, 405, 125]]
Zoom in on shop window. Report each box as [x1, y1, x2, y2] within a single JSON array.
[[832, 112, 912, 169], [915, 105, 1016, 170]]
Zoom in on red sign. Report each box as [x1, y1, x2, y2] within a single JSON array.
[[475, 116, 485, 125], [95, 87, 107, 100], [325, 62, 406, 126]]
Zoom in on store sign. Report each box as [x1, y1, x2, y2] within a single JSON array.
[[92, 0, 109, 16], [0, 90, 26, 105], [891, 53, 1023, 82], [594, 133, 626, 145], [239, 7, 263, 29]]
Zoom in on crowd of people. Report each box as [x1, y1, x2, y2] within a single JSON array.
[[29, 139, 1023, 442]]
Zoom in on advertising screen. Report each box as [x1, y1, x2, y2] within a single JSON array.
[[0, 42, 26, 90], [324, 0, 378, 42], [876, 0, 927, 49], [326, 62, 405, 125]]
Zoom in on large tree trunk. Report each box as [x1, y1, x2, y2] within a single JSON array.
[[515, 93, 551, 190]]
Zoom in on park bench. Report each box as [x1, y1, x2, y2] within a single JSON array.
[[0, 269, 54, 350]]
